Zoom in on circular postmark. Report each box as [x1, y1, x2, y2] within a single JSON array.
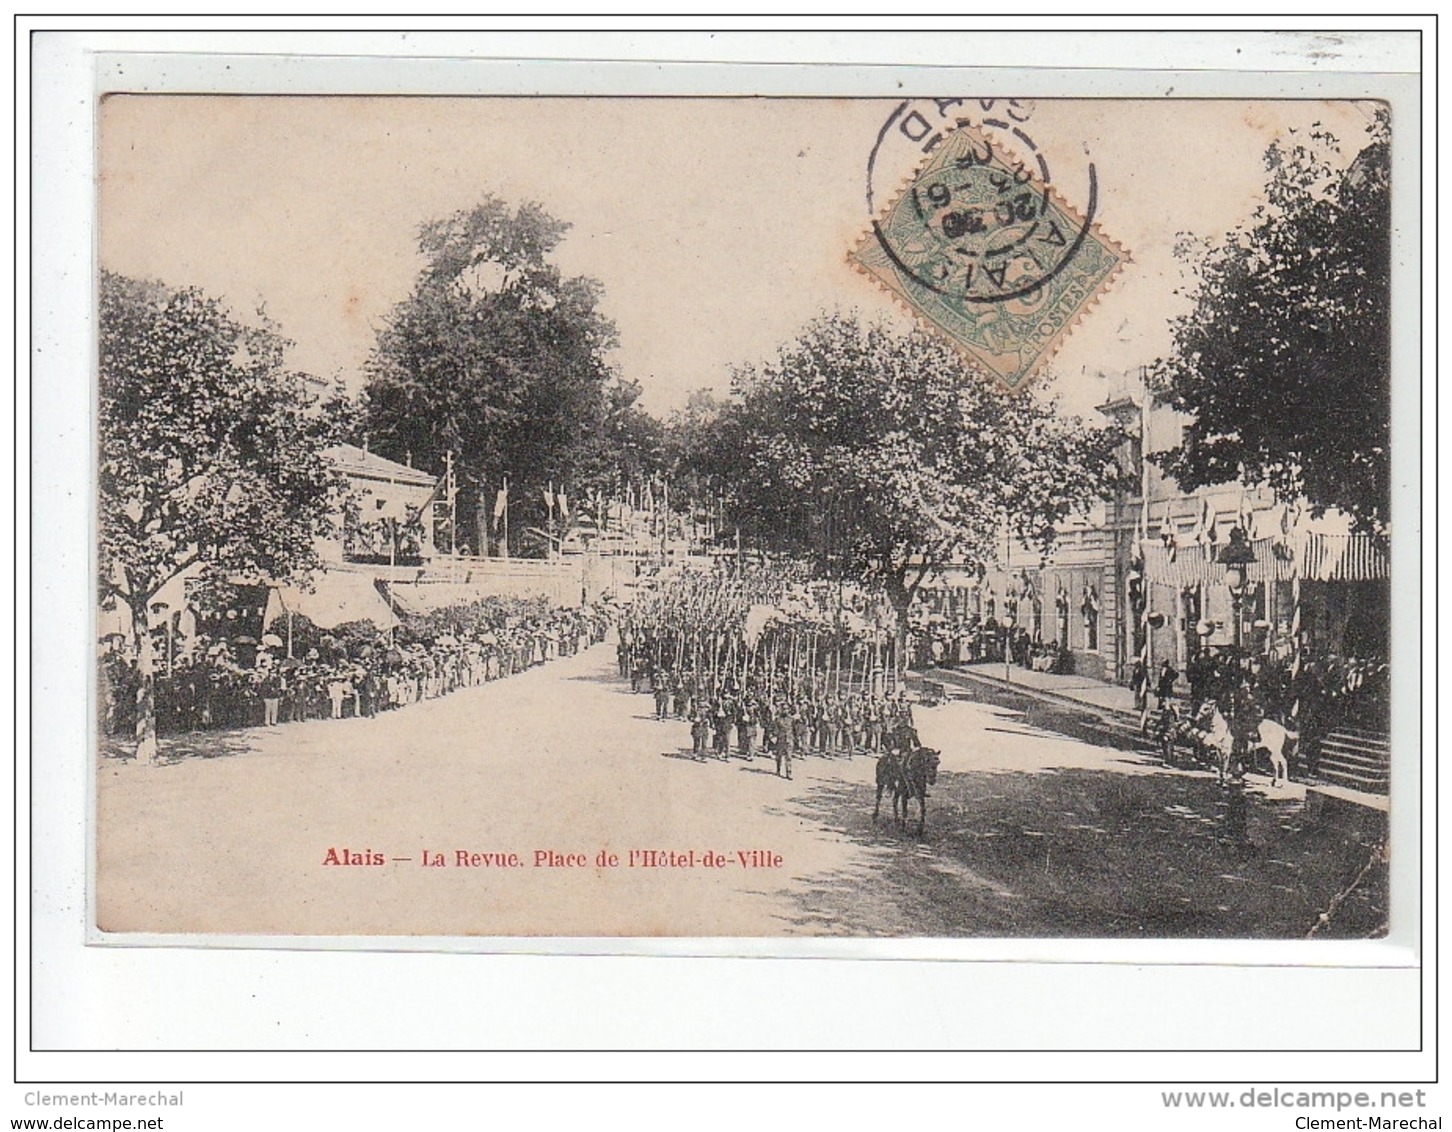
[[863, 100, 1099, 305], [852, 99, 1129, 391], [864, 98, 1038, 216]]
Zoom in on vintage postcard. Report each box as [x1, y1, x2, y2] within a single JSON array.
[[94, 94, 1395, 941]]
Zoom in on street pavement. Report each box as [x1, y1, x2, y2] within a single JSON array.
[[951, 660, 1143, 716], [96, 642, 1387, 939]]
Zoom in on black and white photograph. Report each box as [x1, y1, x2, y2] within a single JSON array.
[[89, 91, 1399, 942]]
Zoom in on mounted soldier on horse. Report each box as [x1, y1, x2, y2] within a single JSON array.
[[872, 719, 941, 836]]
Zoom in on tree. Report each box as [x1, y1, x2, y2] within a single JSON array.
[[663, 389, 726, 510], [1153, 111, 1390, 539], [694, 314, 1124, 638], [361, 196, 625, 554], [99, 271, 343, 763], [570, 376, 667, 510]]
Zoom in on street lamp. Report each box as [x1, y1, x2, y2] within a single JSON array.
[[1216, 526, 1257, 652]]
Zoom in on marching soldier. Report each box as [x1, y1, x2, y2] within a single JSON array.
[[689, 701, 710, 756], [737, 697, 758, 758], [711, 699, 731, 759], [772, 702, 795, 779]]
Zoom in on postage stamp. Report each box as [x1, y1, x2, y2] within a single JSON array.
[[851, 120, 1129, 392]]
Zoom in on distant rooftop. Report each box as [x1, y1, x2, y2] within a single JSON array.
[[324, 443, 438, 487]]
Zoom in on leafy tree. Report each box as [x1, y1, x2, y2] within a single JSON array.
[[569, 375, 667, 515], [361, 196, 625, 554], [1153, 111, 1391, 539], [663, 389, 726, 510], [695, 314, 1125, 638], [99, 271, 343, 762], [317, 376, 368, 445]]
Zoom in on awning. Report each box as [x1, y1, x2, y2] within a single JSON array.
[[1141, 532, 1387, 588], [383, 581, 494, 616], [266, 573, 399, 631], [1299, 533, 1390, 582]]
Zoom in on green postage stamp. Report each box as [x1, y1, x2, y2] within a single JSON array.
[[851, 121, 1129, 392]]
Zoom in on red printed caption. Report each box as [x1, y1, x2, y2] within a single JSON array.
[[321, 847, 783, 869]]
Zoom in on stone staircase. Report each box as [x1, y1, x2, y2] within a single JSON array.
[[1313, 727, 1390, 795]]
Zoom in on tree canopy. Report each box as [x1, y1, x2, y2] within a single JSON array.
[[1153, 110, 1391, 539], [689, 314, 1125, 617], [361, 196, 629, 553], [569, 375, 667, 508], [99, 270, 343, 760]]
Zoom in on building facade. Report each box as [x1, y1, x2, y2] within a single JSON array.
[[925, 370, 1389, 690]]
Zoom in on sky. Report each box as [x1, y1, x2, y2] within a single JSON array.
[[97, 95, 1378, 419]]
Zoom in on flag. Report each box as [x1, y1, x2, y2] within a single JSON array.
[[493, 486, 508, 529], [1238, 490, 1257, 541], [1132, 498, 1148, 591], [543, 485, 555, 512], [1127, 548, 1144, 598], [558, 493, 569, 521], [1197, 495, 1218, 546]]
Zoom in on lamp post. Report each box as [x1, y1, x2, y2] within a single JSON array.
[[1216, 526, 1257, 654], [1215, 526, 1258, 798]]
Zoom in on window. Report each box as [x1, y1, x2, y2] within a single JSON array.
[[1082, 585, 1100, 652]]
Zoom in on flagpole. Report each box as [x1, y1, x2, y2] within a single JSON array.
[[1139, 367, 1153, 706], [388, 464, 398, 645], [1003, 527, 1012, 685], [1289, 504, 1304, 723]]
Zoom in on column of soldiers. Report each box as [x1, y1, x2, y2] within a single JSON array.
[[631, 664, 917, 779], [619, 616, 913, 780]]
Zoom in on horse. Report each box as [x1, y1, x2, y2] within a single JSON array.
[[895, 746, 942, 836], [1188, 703, 1296, 788], [1253, 717, 1297, 789], [1189, 702, 1236, 784], [872, 724, 919, 824], [873, 745, 941, 836]]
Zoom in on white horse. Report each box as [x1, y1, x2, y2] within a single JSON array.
[[1190, 704, 1297, 788], [1255, 718, 1297, 789], [1191, 704, 1235, 784]]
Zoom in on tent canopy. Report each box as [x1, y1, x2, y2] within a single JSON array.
[[382, 581, 513, 615], [266, 573, 399, 631]]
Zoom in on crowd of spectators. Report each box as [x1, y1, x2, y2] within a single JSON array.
[[907, 613, 1069, 675], [1131, 645, 1389, 778], [100, 597, 613, 740]]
